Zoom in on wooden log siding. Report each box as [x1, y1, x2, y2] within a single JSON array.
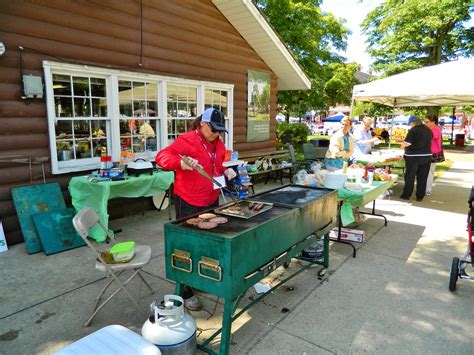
[[0, 0, 280, 245]]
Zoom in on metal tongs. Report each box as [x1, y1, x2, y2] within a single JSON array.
[[180, 155, 238, 204]]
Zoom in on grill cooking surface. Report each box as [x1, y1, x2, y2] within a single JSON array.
[[173, 204, 290, 236], [252, 185, 333, 207], [214, 200, 273, 219]]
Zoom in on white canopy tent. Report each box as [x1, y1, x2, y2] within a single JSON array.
[[352, 59, 474, 107]]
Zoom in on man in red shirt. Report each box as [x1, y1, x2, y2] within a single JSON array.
[[156, 108, 235, 310]]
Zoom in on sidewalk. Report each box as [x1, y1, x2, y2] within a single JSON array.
[[1, 152, 473, 354]]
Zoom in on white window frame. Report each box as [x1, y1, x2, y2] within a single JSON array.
[[44, 61, 234, 174]]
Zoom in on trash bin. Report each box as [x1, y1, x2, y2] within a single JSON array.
[[310, 138, 330, 148], [455, 134, 465, 147]]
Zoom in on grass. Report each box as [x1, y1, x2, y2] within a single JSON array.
[[434, 159, 453, 179]]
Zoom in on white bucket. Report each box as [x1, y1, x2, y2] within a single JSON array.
[[324, 172, 347, 189]]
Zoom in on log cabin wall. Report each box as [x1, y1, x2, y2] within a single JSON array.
[[0, 0, 278, 245]]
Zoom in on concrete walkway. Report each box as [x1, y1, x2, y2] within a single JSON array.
[[1, 151, 473, 354]]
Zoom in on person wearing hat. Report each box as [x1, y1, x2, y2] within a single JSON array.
[[155, 107, 236, 310], [399, 115, 433, 201]]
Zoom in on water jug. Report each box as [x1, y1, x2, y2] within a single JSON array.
[[142, 295, 196, 355]]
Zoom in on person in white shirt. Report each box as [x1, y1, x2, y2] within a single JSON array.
[[353, 117, 380, 156]]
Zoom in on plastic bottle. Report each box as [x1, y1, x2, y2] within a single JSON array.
[[100, 148, 107, 171], [367, 169, 374, 185], [342, 161, 348, 174]]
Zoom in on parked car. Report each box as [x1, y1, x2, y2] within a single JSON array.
[[275, 114, 285, 123]]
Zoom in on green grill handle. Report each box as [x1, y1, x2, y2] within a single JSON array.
[[171, 249, 193, 273], [198, 256, 222, 282]]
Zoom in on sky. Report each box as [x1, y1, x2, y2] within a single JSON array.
[[320, 0, 382, 73], [320, 0, 474, 73]]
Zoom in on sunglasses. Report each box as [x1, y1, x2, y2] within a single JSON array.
[[207, 123, 218, 133]]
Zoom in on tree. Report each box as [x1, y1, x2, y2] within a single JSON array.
[[324, 62, 361, 107], [362, 0, 474, 76], [361, 0, 473, 116], [255, 0, 352, 119]]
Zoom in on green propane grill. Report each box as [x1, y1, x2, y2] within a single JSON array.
[[164, 185, 337, 354]]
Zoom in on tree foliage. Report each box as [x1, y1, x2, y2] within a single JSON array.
[[362, 0, 474, 76], [255, 0, 353, 117], [324, 62, 361, 107]]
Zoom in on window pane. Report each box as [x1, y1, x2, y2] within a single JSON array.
[[92, 138, 107, 157], [167, 101, 176, 117], [90, 78, 106, 97], [120, 97, 133, 117], [76, 139, 92, 159], [55, 97, 73, 117], [145, 82, 157, 100], [147, 101, 157, 117], [133, 82, 146, 100], [119, 81, 132, 98], [120, 118, 136, 135], [177, 102, 188, 117], [92, 98, 107, 117], [74, 97, 91, 117], [56, 141, 73, 161], [55, 120, 73, 138], [91, 120, 106, 138], [53, 74, 71, 96], [73, 120, 90, 139], [73, 76, 89, 97], [188, 87, 197, 102], [134, 100, 146, 117]]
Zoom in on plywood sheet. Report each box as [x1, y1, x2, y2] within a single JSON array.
[[32, 208, 85, 255], [11, 183, 66, 254]]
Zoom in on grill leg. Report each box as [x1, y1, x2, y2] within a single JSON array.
[[219, 299, 233, 355]]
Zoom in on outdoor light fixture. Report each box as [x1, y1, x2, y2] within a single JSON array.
[[0, 42, 5, 56]]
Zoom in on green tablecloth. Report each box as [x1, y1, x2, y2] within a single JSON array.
[[69, 171, 174, 242], [337, 176, 398, 226]]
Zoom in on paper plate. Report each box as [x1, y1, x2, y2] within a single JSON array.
[[152, 191, 169, 210]]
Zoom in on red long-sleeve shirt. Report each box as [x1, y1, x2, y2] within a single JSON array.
[[156, 129, 226, 207]]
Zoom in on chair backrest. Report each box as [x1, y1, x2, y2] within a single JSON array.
[[288, 144, 297, 163], [73, 208, 101, 240], [302, 143, 317, 160], [73, 208, 113, 266]]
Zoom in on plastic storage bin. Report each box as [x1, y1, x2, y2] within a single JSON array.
[[110, 241, 136, 262]]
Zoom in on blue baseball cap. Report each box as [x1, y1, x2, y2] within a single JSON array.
[[408, 115, 420, 124], [201, 108, 228, 133]]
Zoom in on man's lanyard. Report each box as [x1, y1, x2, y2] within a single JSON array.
[[195, 129, 217, 175]]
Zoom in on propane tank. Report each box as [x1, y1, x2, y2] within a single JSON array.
[[142, 295, 196, 355]]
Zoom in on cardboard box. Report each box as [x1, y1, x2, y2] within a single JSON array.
[[330, 227, 365, 243]]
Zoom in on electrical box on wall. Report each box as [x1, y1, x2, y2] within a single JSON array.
[[22, 75, 43, 99]]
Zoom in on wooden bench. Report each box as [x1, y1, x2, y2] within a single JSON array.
[[239, 149, 291, 187], [239, 149, 289, 163]]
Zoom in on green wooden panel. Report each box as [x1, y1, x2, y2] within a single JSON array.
[[32, 208, 85, 255], [11, 183, 66, 254]]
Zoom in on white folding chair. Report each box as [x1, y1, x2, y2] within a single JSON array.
[[73, 208, 154, 326]]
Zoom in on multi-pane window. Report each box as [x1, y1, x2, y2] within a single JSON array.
[[53, 74, 108, 162], [44, 62, 233, 174], [167, 84, 197, 144], [205, 88, 229, 132], [118, 80, 160, 153]]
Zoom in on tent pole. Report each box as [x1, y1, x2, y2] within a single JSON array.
[[388, 99, 397, 149], [450, 107, 455, 145], [349, 92, 355, 119]]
